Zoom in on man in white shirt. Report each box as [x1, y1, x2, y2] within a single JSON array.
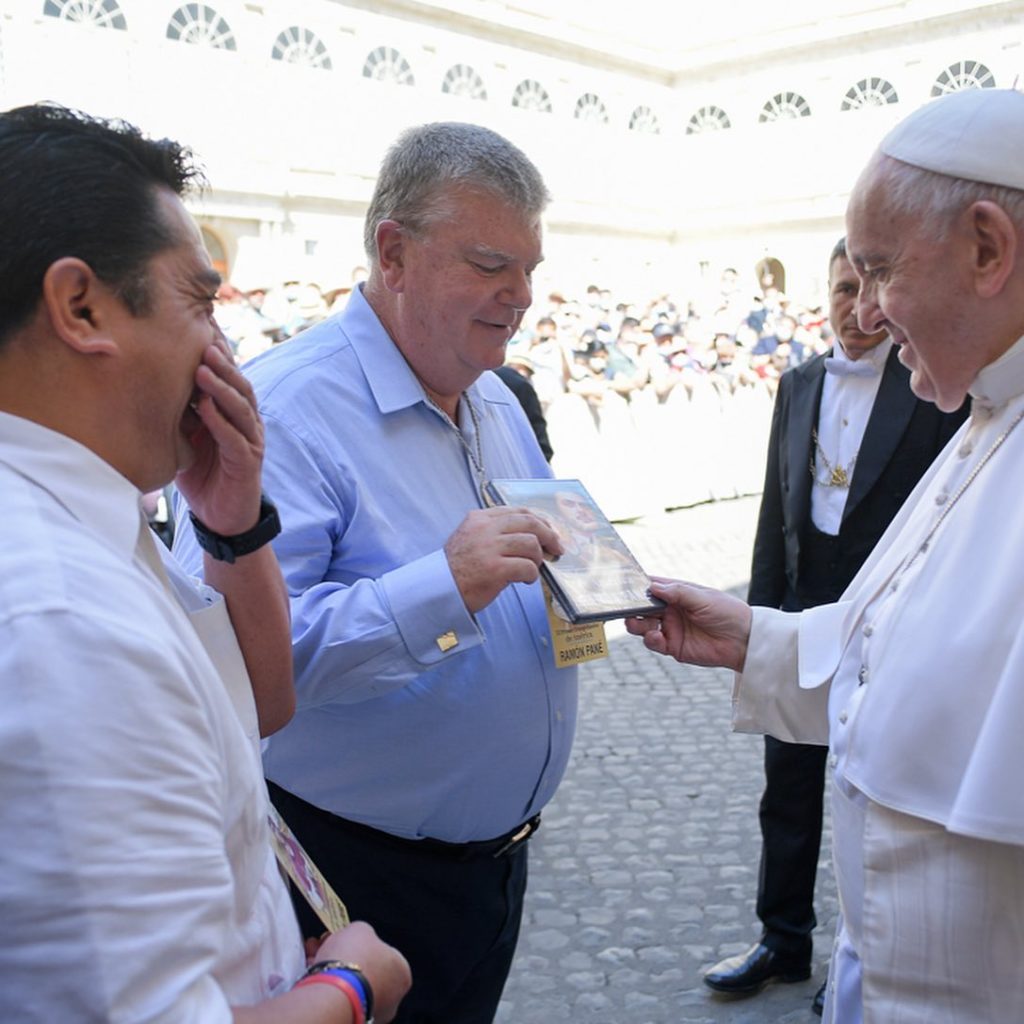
[[0, 103, 408, 1023], [628, 87, 1024, 1023]]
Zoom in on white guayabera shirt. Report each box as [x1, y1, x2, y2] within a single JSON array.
[[0, 413, 304, 1023]]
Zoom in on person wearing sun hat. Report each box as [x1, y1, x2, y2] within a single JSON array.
[[628, 86, 1024, 1023]]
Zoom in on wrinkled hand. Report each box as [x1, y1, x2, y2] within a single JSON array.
[[175, 337, 264, 535], [445, 506, 564, 613], [309, 922, 411, 1024], [625, 578, 752, 672]]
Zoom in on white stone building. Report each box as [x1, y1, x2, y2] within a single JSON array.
[[2, 0, 1022, 307]]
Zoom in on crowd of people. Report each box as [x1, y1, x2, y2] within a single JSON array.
[[211, 263, 838, 520], [215, 264, 838, 408], [506, 273, 835, 407]]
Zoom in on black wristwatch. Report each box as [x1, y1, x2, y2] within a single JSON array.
[[188, 495, 281, 564]]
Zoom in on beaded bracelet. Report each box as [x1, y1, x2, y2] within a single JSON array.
[[301, 961, 374, 1022], [293, 972, 366, 1024]]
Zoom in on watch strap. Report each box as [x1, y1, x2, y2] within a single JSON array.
[[188, 495, 281, 564]]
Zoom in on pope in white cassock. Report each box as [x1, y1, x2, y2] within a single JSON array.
[[627, 86, 1024, 1024]]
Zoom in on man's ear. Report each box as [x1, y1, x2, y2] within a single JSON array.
[[375, 220, 408, 293], [40, 258, 121, 356], [968, 200, 1018, 300]]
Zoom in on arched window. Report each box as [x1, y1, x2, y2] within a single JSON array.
[[200, 226, 228, 278], [43, 0, 126, 30], [629, 105, 660, 134], [166, 5, 236, 50], [686, 105, 731, 134], [511, 79, 552, 113], [574, 93, 609, 125], [442, 64, 486, 101], [932, 60, 996, 96], [841, 77, 898, 110], [759, 92, 811, 123], [271, 26, 332, 70], [362, 46, 415, 86], [756, 256, 786, 296]]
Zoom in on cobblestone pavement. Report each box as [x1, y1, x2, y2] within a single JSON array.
[[496, 495, 838, 1024]]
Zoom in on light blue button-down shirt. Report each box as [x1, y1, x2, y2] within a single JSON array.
[[175, 287, 578, 842]]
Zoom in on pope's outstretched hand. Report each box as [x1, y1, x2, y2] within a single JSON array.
[[625, 579, 753, 673]]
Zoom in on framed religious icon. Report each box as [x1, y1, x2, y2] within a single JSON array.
[[484, 478, 665, 624]]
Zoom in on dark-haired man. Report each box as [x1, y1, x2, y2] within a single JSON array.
[[0, 103, 408, 1023]]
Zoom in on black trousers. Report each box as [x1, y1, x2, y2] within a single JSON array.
[[755, 735, 828, 959], [754, 523, 845, 960], [268, 781, 529, 1024]]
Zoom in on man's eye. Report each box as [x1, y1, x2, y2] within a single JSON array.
[[473, 262, 502, 274]]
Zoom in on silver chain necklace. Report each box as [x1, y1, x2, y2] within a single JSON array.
[[426, 391, 487, 504]]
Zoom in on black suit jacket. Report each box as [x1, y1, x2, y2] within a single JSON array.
[[494, 365, 554, 462], [748, 346, 969, 611]]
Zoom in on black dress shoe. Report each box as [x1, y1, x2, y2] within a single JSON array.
[[703, 942, 811, 995], [812, 979, 826, 1015]]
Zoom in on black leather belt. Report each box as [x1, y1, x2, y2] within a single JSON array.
[[330, 809, 542, 862]]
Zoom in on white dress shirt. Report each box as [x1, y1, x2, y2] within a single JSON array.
[[735, 336, 1024, 1022], [0, 412, 304, 1022], [810, 338, 892, 534]]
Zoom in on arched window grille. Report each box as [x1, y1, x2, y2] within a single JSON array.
[[841, 77, 898, 110], [442, 64, 487, 100], [43, 0, 126, 30], [166, 4, 236, 50], [931, 60, 996, 96], [271, 26, 332, 70], [362, 46, 415, 85], [629, 105, 660, 134], [759, 91, 811, 122], [686, 105, 731, 134], [574, 92, 609, 125], [511, 79, 552, 113]]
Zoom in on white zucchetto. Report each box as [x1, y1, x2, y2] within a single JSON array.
[[879, 87, 1024, 190]]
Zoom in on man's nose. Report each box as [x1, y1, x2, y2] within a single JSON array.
[[502, 267, 532, 312]]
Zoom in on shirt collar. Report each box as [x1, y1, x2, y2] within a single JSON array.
[[0, 411, 143, 563], [970, 333, 1024, 411], [343, 285, 427, 416], [342, 284, 507, 418], [828, 335, 893, 375]]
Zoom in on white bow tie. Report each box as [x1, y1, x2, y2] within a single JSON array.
[[824, 356, 880, 378]]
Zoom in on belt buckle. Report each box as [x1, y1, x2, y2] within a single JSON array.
[[492, 815, 540, 858]]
